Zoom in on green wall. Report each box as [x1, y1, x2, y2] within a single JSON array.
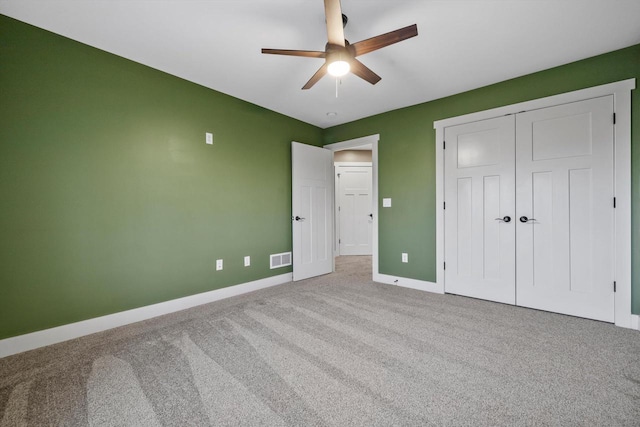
[[1, 14, 639, 342], [0, 16, 322, 339], [324, 44, 640, 314]]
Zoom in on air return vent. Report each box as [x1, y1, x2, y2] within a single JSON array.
[[270, 252, 292, 269]]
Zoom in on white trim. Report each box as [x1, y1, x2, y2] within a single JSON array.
[[631, 315, 640, 331], [434, 79, 635, 328], [325, 135, 376, 151], [334, 162, 372, 167], [334, 164, 340, 257], [0, 273, 292, 358], [612, 86, 633, 328], [374, 273, 441, 294], [325, 135, 379, 277], [435, 124, 446, 294], [434, 79, 636, 129]]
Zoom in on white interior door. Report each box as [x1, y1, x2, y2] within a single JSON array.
[[515, 96, 615, 322], [444, 116, 516, 304], [338, 165, 372, 255], [292, 142, 333, 281]]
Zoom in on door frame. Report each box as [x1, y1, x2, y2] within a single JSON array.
[[334, 162, 373, 257], [433, 79, 635, 328], [324, 135, 379, 277]]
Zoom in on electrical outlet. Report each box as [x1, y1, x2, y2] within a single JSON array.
[[402, 253, 408, 263], [244, 256, 250, 267], [216, 259, 223, 270]]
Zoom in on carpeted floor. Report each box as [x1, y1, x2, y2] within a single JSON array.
[[1, 256, 639, 426]]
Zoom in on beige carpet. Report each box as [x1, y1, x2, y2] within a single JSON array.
[[1, 256, 639, 426]]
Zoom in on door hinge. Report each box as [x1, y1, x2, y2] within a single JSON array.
[[613, 197, 616, 208], [337, 173, 341, 178], [614, 281, 617, 292], [613, 113, 616, 125], [339, 206, 341, 211], [339, 239, 341, 244], [443, 262, 446, 270], [443, 201, 446, 210], [443, 141, 446, 150]]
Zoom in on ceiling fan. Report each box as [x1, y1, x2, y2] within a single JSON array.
[[261, 0, 418, 90]]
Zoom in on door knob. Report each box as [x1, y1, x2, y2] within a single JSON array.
[[294, 216, 305, 222], [494, 216, 511, 223], [369, 213, 373, 219], [519, 216, 536, 223]]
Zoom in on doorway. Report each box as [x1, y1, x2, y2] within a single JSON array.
[[324, 135, 379, 278], [335, 161, 372, 256]]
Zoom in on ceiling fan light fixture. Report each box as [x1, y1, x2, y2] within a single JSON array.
[[327, 59, 350, 77]]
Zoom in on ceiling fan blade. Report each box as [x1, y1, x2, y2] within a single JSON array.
[[261, 48, 326, 58], [302, 63, 328, 90], [350, 24, 418, 57], [324, 0, 345, 47], [350, 59, 381, 85]]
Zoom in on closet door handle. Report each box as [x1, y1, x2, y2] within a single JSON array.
[[495, 216, 511, 223], [519, 216, 536, 223], [293, 216, 306, 222]]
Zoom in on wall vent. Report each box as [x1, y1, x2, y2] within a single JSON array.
[[270, 252, 292, 269]]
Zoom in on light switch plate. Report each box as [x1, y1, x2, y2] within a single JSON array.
[[216, 259, 223, 270], [402, 253, 408, 263], [383, 198, 392, 207], [206, 132, 213, 145], [244, 256, 250, 267]]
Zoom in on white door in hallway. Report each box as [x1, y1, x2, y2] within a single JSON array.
[[292, 142, 333, 281], [337, 165, 372, 255], [515, 96, 615, 322], [444, 115, 516, 304]]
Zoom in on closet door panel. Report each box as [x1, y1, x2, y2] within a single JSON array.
[[444, 116, 516, 304], [515, 96, 615, 322]]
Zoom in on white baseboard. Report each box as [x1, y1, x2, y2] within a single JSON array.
[[632, 314, 640, 331], [374, 275, 640, 331], [374, 273, 443, 294], [0, 273, 292, 359]]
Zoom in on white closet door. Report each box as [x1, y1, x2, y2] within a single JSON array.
[[515, 96, 615, 322], [444, 116, 516, 304]]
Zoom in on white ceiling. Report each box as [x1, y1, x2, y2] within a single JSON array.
[[2, 1, 639, 128]]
